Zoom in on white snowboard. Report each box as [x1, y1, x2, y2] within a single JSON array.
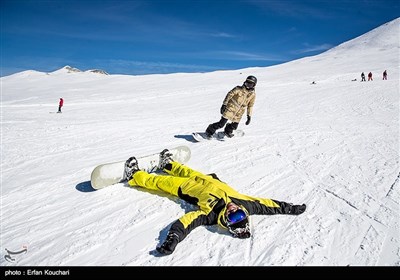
[[90, 145, 191, 190], [192, 130, 245, 142]]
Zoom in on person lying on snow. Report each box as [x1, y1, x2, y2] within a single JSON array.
[[124, 149, 307, 255]]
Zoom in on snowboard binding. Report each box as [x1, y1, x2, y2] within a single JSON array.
[[124, 156, 139, 181], [158, 149, 174, 170]]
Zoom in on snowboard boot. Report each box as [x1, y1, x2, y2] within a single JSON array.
[[224, 122, 238, 138], [204, 131, 213, 139], [124, 156, 139, 181], [159, 149, 174, 170], [205, 124, 218, 139]]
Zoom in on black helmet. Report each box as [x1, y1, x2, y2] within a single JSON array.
[[245, 75, 257, 85], [244, 75, 257, 89], [228, 218, 251, 239]]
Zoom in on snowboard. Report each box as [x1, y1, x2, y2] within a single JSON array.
[[90, 145, 191, 190], [192, 130, 245, 142]]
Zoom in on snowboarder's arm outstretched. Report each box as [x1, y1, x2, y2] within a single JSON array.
[[232, 197, 306, 216], [156, 209, 214, 255]]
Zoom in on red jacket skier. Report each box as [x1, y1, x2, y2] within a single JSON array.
[[58, 98, 64, 113]]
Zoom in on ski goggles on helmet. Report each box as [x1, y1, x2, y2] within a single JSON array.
[[226, 208, 248, 226], [244, 81, 255, 89]]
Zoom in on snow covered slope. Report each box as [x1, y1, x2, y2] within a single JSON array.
[[1, 18, 399, 266]]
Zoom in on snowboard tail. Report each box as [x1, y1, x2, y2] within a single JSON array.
[[90, 145, 191, 190]]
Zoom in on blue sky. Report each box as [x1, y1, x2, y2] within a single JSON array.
[[1, 0, 399, 76]]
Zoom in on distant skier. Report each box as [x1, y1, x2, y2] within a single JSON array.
[[361, 72, 366, 82], [123, 149, 307, 255], [58, 98, 64, 113], [383, 70, 387, 80], [368, 72, 373, 81], [204, 75, 257, 138]]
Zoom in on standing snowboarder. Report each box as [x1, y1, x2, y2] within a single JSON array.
[[361, 72, 366, 82], [368, 72, 373, 81], [204, 75, 257, 138], [383, 70, 387, 80], [58, 98, 64, 113]]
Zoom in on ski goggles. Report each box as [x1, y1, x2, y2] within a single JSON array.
[[226, 208, 248, 226], [244, 81, 255, 89]]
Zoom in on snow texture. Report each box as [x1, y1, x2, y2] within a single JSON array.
[[1, 18, 399, 266]]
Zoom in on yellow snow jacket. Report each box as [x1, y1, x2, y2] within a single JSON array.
[[222, 85, 256, 122], [128, 162, 293, 243]]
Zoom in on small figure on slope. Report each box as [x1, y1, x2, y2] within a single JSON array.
[[58, 98, 64, 113]]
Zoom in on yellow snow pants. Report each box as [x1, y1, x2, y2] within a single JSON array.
[[127, 162, 201, 197]]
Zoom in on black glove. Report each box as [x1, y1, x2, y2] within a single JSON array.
[[156, 232, 179, 255], [289, 204, 306, 215], [245, 115, 251, 125], [220, 104, 227, 115]]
